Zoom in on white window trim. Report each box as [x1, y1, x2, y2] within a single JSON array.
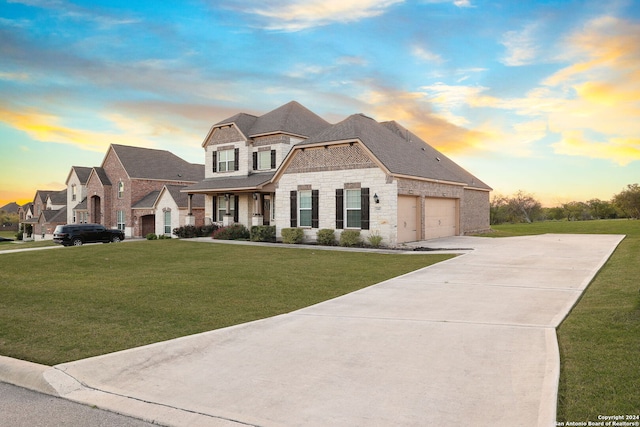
[[345, 189, 361, 229], [217, 149, 235, 172], [298, 190, 312, 228]]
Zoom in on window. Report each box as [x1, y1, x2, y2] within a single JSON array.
[[298, 190, 312, 227], [216, 195, 236, 222], [118, 181, 124, 199], [71, 184, 77, 201], [345, 189, 361, 228], [217, 149, 235, 172], [117, 210, 125, 231], [290, 190, 318, 228], [253, 150, 276, 171], [164, 210, 171, 234], [336, 187, 370, 230]]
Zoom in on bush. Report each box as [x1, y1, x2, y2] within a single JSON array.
[[146, 233, 158, 240], [281, 228, 304, 244], [15, 231, 23, 241], [158, 234, 171, 239], [173, 224, 219, 238], [339, 230, 361, 247], [212, 224, 250, 240], [367, 233, 383, 248], [317, 229, 336, 246], [251, 225, 276, 242]]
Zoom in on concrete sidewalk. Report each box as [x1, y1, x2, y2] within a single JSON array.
[[0, 234, 624, 426]]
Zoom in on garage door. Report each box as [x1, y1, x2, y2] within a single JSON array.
[[397, 195, 419, 243], [424, 198, 457, 239]]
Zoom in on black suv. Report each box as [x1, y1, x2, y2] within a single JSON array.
[[53, 224, 125, 246]]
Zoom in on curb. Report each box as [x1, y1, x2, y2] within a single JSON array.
[[0, 355, 58, 396]]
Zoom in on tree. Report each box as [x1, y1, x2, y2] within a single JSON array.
[[613, 184, 640, 219], [562, 201, 589, 221], [586, 199, 616, 219], [505, 190, 542, 223], [490, 194, 509, 225]]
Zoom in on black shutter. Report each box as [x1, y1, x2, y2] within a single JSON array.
[[212, 196, 217, 222], [212, 151, 217, 173], [271, 150, 276, 169], [234, 148, 239, 171], [361, 188, 370, 230], [290, 191, 297, 227], [233, 196, 239, 222], [252, 152, 258, 170], [311, 190, 319, 229], [336, 189, 344, 229]]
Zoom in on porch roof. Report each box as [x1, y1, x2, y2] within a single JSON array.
[[182, 172, 275, 193]]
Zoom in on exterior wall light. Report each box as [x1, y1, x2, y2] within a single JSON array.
[[373, 193, 380, 204]]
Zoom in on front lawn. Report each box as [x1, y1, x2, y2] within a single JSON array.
[[0, 240, 452, 365], [484, 220, 640, 421]]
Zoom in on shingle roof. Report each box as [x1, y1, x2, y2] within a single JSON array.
[[300, 114, 491, 190], [72, 166, 92, 184], [164, 185, 205, 208], [74, 197, 88, 210], [41, 206, 67, 223], [247, 101, 330, 138], [92, 167, 112, 185], [1, 202, 20, 213], [214, 113, 258, 139], [183, 172, 275, 193], [48, 189, 67, 205], [132, 190, 161, 209], [110, 144, 204, 182]]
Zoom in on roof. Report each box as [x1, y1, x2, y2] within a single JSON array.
[[299, 114, 491, 190], [34, 190, 59, 204], [214, 113, 258, 139], [91, 167, 112, 185], [66, 166, 93, 185], [132, 190, 161, 209], [247, 101, 330, 138], [183, 172, 275, 193], [1, 202, 20, 213], [163, 185, 205, 208], [41, 206, 67, 224], [109, 144, 204, 182], [74, 197, 88, 210], [48, 189, 67, 205]]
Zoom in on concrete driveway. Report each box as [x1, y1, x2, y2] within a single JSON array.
[[1, 234, 624, 426]]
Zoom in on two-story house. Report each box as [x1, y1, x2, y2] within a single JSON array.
[[185, 101, 491, 246]]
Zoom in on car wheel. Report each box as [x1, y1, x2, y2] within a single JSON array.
[[111, 236, 121, 243], [72, 238, 83, 246]]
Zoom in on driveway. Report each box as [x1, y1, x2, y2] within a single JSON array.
[[1, 234, 624, 426]]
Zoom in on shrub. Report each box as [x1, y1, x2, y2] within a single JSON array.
[[367, 233, 383, 248], [15, 231, 23, 241], [281, 228, 304, 244], [146, 233, 158, 240], [339, 230, 361, 247], [212, 224, 250, 240], [317, 229, 336, 246], [173, 224, 219, 238], [250, 225, 276, 242], [158, 234, 171, 240]]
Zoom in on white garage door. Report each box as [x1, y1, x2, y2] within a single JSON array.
[[397, 195, 419, 243], [424, 198, 458, 239]]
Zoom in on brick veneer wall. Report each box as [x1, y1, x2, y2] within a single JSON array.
[[460, 188, 490, 234]]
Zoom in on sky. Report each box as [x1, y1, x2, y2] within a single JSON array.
[[1, 0, 639, 208]]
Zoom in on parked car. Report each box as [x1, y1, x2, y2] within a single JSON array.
[[53, 224, 125, 246]]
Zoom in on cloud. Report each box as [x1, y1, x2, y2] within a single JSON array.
[[412, 45, 444, 63], [552, 131, 640, 166], [219, 0, 404, 31], [500, 23, 540, 66]]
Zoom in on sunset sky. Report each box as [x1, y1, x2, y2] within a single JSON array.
[[1, 0, 639, 208]]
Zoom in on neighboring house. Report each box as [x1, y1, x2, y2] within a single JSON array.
[[35, 206, 67, 239], [66, 166, 92, 224], [185, 101, 491, 246], [1, 202, 20, 214], [20, 189, 67, 240], [84, 144, 204, 237]]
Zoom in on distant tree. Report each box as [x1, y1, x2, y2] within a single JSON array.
[[613, 184, 640, 219], [562, 201, 590, 221], [544, 206, 565, 221], [490, 194, 509, 225], [1, 211, 19, 227], [586, 199, 616, 219], [505, 190, 543, 223]]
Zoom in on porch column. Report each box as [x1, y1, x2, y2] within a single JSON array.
[[187, 194, 193, 216], [223, 193, 234, 226], [252, 193, 263, 226]]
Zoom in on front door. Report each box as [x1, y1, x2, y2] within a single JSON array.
[[263, 195, 271, 226]]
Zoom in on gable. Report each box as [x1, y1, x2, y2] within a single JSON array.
[[108, 144, 204, 182], [204, 126, 246, 147], [283, 144, 378, 174]]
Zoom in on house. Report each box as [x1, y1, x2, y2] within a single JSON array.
[[66, 166, 93, 224], [84, 144, 204, 237], [133, 185, 206, 236], [185, 101, 491, 246], [183, 101, 330, 227], [20, 189, 67, 240]]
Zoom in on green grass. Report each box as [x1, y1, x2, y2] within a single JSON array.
[[483, 220, 640, 420], [0, 240, 452, 365], [0, 230, 57, 250]]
